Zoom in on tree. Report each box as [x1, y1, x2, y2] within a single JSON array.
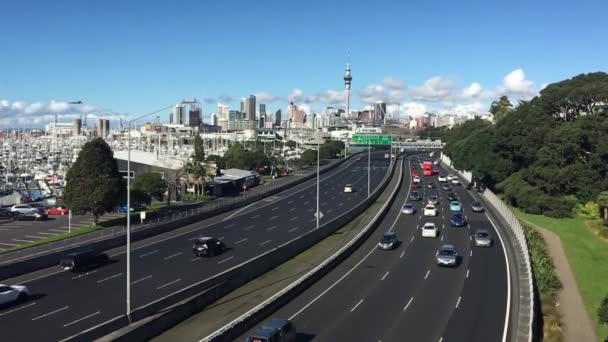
[[132, 173, 168, 204], [64, 138, 125, 225], [285, 140, 297, 149], [300, 149, 317, 166], [489, 95, 513, 122], [599, 293, 608, 325], [182, 134, 208, 195], [597, 192, 608, 223]]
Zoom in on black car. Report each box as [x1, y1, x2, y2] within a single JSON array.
[[60, 251, 110, 272], [16, 211, 48, 221], [446, 192, 458, 201], [247, 319, 296, 342], [0, 208, 18, 221], [441, 183, 452, 191], [450, 213, 467, 227], [409, 191, 422, 201], [193, 237, 226, 257]]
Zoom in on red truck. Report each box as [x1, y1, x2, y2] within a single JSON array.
[[422, 161, 433, 176]]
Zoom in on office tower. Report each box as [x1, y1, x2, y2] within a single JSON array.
[[275, 109, 282, 127], [244, 95, 256, 121], [259, 103, 266, 119], [188, 106, 201, 127], [172, 104, 186, 125], [374, 101, 387, 121]]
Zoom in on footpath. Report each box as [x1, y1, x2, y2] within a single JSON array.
[[151, 157, 402, 342], [536, 227, 598, 342]]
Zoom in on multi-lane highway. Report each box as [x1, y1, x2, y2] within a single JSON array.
[[241, 154, 509, 341], [0, 152, 390, 342]]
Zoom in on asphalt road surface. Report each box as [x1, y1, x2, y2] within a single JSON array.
[[240, 155, 509, 342], [0, 152, 391, 342]]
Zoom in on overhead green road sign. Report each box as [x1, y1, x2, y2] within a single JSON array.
[[351, 134, 393, 145]]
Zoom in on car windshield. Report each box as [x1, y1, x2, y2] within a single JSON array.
[[381, 235, 394, 242], [404, 204, 412, 209], [477, 232, 489, 238], [439, 249, 455, 256]]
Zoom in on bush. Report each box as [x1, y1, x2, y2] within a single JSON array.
[[577, 201, 601, 220], [522, 222, 562, 297], [599, 294, 608, 325], [183, 193, 213, 202]]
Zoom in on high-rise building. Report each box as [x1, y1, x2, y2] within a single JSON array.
[[259, 115, 266, 128], [344, 60, 353, 118], [72, 119, 81, 136], [274, 109, 282, 127], [291, 105, 306, 125], [172, 104, 186, 125], [96, 118, 110, 138], [259, 103, 266, 119], [217, 104, 229, 121], [229, 110, 244, 121], [188, 106, 201, 127], [210, 113, 218, 126], [374, 101, 387, 121], [244, 95, 256, 121]]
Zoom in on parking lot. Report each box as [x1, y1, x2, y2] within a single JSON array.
[[0, 212, 125, 251]]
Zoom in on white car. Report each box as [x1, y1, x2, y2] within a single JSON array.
[[423, 204, 437, 216], [344, 184, 353, 193], [421, 222, 439, 238], [413, 176, 421, 184], [446, 175, 454, 181], [438, 175, 447, 182], [451, 178, 460, 185], [0, 284, 29, 305]]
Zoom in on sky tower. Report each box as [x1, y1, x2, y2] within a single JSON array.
[[344, 56, 352, 118]]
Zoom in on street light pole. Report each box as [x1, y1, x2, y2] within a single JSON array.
[[125, 104, 173, 320], [368, 136, 371, 198]]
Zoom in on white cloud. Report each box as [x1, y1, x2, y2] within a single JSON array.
[[288, 88, 304, 103], [255, 92, 280, 103], [24, 102, 44, 115], [219, 95, 233, 103], [462, 82, 482, 98], [359, 84, 386, 104], [499, 68, 536, 99], [48, 100, 69, 113], [306, 89, 344, 105], [439, 102, 488, 116], [409, 76, 457, 102], [383, 76, 406, 90], [387, 102, 428, 118]]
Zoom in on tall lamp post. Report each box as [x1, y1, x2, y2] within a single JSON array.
[[125, 104, 173, 319], [368, 135, 371, 198], [316, 134, 321, 229]]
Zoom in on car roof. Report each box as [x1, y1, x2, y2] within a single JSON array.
[[423, 222, 436, 227], [440, 244, 455, 250], [476, 229, 489, 234], [451, 201, 460, 204], [195, 237, 214, 241], [403, 203, 413, 207], [383, 232, 396, 237], [425, 204, 435, 208]]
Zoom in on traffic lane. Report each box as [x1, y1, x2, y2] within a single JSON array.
[[0, 157, 390, 341]]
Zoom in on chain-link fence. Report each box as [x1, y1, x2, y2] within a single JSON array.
[[441, 154, 533, 342]]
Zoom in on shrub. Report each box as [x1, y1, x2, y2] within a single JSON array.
[[522, 222, 562, 297], [577, 201, 601, 220], [599, 294, 608, 325]]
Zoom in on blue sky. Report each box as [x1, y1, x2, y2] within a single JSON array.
[[1, 0, 607, 126]]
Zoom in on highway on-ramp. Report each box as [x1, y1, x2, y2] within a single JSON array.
[[0, 152, 390, 342], [240, 155, 509, 342]]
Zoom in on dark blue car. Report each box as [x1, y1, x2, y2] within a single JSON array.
[[450, 212, 466, 227]]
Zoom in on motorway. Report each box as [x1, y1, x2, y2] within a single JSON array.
[[0, 152, 390, 342], [240, 155, 509, 342]]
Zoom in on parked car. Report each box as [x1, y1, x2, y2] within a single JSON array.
[[192, 237, 226, 257], [474, 229, 493, 247], [344, 184, 353, 193], [247, 319, 296, 342], [421, 222, 439, 238], [409, 191, 422, 201], [0, 284, 29, 306], [450, 213, 466, 227], [446, 192, 458, 201], [47, 206, 69, 215], [436, 244, 458, 267], [471, 201, 484, 213], [378, 232, 398, 250], [10, 204, 36, 214], [0, 208, 18, 221], [60, 251, 110, 272], [423, 204, 437, 216], [402, 203, 415, 215], [450, 201, 462, 212], [16, 211, 48, 221], [438, 175, 447, 182]]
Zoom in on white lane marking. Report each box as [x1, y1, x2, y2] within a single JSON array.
[[218, 236, 225, 240], [259, 240, 272, 246], [466, 269, 470, 279], [288, 227, 299, 233], [456, 296, 462, 308], [441, 235, 444, 241], [289, 217, 298, 221], [410, 236, 414, 242], [304, 201, 310, 205], [403, 297, 414, 311], [32, 306, 69, 321], [0, 242, 20, 246], [272, 207, 279, 211], [234, 238, 248, 244], [299, 195, 305, 199], [266, 226, 277, 231], [0, 302, 36, 316], [470, 250, 473, 257], [350, 299, 364, 312], [252, 214, 260, 219], [439, 338, 443, 342], [72, 271, 97, 280], [327, 209, 334, 214], [63, 311, 100, 327], [308, 209, 314, 212], [288, 200, 294, 204], [191, 257, 201, 262], [218, 256, 234, 264], [163, 252, 183, 260], [157, 278, 181, 290], [139, 250, 158, 258], [223, 202, 255, 221], [13, 239, 34, 243], [400, 251, 405, 258], [289, 208, 295, 212], [381, 272, 390, 281], [424, 270, 430, 279], [269, 216, 278, 221], [223, 223, 235, 229], [131, 275, 152, 285], [338, 202, 343, 207], [470, 235, 472, 241], [244, 225, 255, 230], [36, 232, 59, 236], [97, 273, 123, 283], [322, 201, 327, 206]]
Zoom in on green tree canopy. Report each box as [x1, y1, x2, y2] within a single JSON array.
[[182, 134, 208, 194], [132, 173, 168, 204], [489, 95, 513, 122], [222, 143, 270, 170], [300, 149, 317, 166], [285, 140, 297, 149], [64, 138, 125, 224]]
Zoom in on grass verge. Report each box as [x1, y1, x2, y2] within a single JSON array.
[[513, 208, 608, 340]]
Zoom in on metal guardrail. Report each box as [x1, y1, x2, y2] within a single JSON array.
[[441, 154, 533, 342], [202, 156, 404, 341]]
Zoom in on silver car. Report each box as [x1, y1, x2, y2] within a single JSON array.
[[474, 229, 493, 247], [378, 232, 398, 250], [401, 203, 415, 215], [471, 201, 484, 212], [10, 204, 36, 214], [436, 244, 458, 267]]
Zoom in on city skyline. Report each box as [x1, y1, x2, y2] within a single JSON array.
[[1, 0, 607, 127]]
